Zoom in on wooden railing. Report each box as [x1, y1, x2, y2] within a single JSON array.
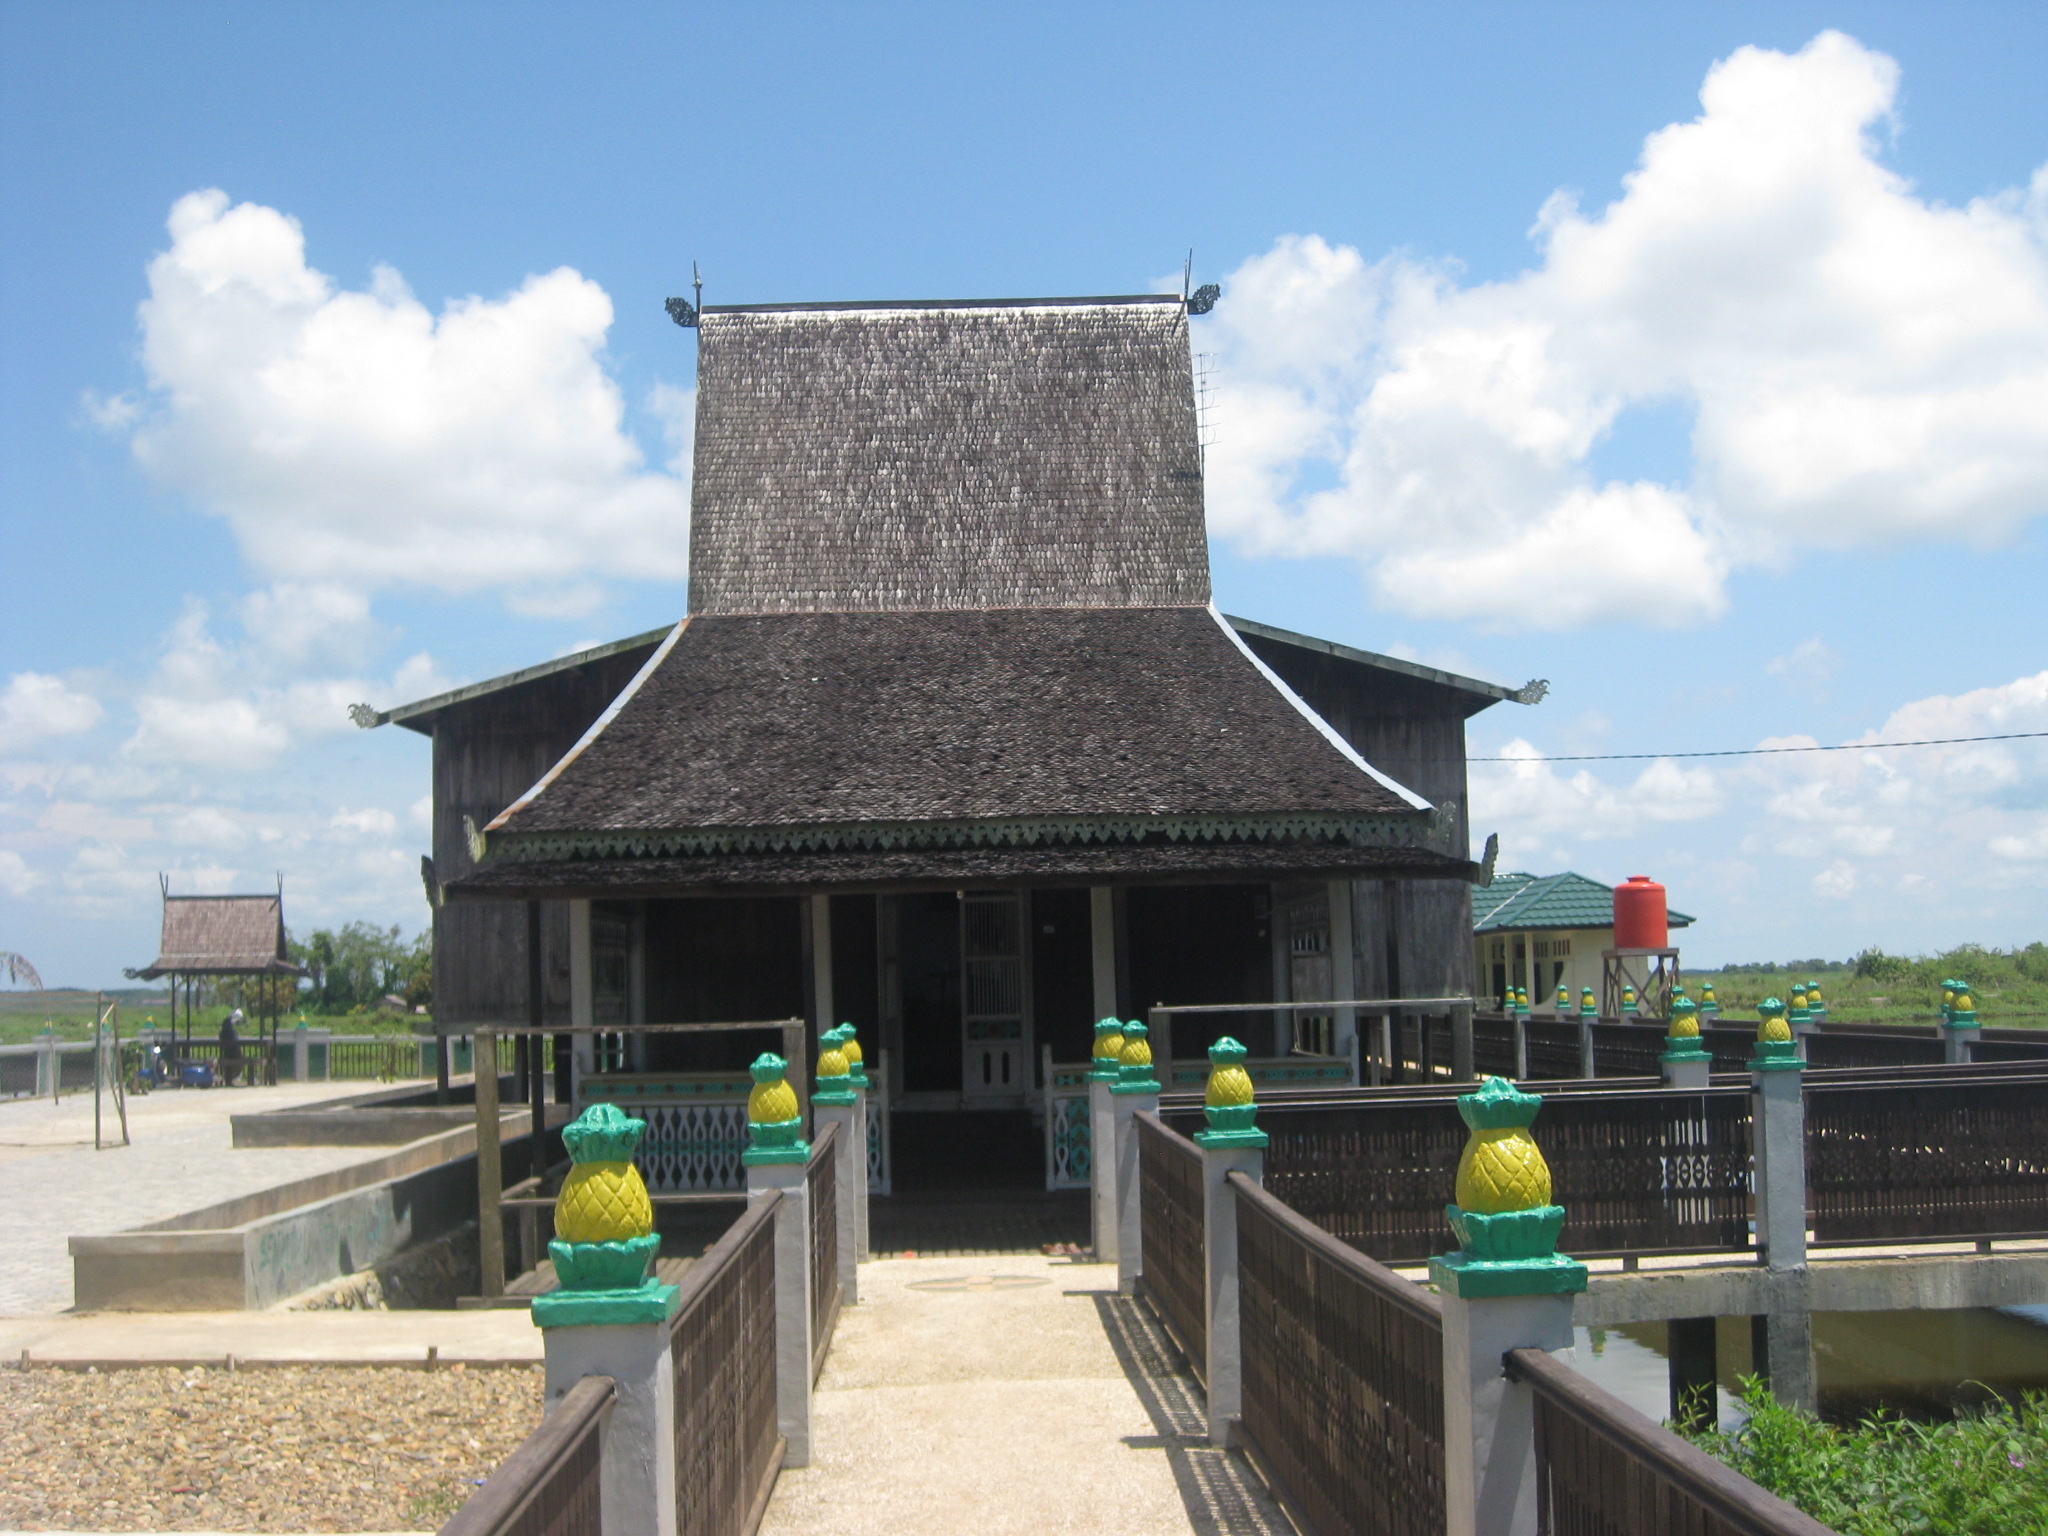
[[1179, 1085, 1754, 1264], [439, 1374, 612, 1536], [672, 1194, 783, 1536], [1230, 1169, 1445, 1536], [1509, 1347, 1833, 1536], [1806, 1071, 2048, 1245], [1135, 1112, 1207, 1381], [808, 1121, 842, 1379]]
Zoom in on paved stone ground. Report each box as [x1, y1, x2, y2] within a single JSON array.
[[760, 1255, 1294, 1536], [0, 1082, 411, 1313]]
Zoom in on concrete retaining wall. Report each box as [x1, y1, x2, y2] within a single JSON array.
[[71, 1111, 554, 1311]]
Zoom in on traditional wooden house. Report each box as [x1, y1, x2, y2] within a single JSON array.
[[356, 293, 1540, 1184], [1473, 870, 1696, 1009]]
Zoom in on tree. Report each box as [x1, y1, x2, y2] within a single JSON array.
[[2, 951, 41, 989], [288, 922, 425, 1013]]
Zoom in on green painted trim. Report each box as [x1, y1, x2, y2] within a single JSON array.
[[532, 1279, 681, 1328], [742, 1143, 810, 1165], [1195, 1127, 1270, 1149], [813, 1089, 857, 1106], [485, 808, 1431, 864], [1659, 1046, 1712, 1064], [1428, 1252, 1588, 1299], [1110, 1077, 1161, 1096]]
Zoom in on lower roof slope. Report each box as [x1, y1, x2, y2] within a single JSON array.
[[477, 605, 1436, 867]]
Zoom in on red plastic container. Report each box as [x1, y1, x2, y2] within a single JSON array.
[[1613, 875, 1669, 949]]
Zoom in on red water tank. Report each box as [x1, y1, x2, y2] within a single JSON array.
[[1613, 875, 1669, 949]]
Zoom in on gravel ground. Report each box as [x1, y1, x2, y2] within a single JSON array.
[[0, 1363, 543, 1533]]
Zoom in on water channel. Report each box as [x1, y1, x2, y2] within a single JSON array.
[[1568, 1306, 2048, 1430]]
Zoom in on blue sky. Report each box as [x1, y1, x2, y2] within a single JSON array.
[[3, 2, 2046, 985]]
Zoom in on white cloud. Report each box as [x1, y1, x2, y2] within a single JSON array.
[[0, 673, 104, 753], [1205, 32, 2048, 629], [1471, 739, 1725, 869], [0, 850, 38, 896], [122, 189, 690, 601], [331, 806, 398, 837]]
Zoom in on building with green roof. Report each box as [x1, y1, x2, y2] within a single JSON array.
[[1474, 872, 1694, 1010]]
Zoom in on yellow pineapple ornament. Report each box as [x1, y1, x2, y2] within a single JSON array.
[[532, 1102, 677, 1327], [815, 1028, 857, 1108], [743, 1053, 809, 1165], [1111, 1021, 1160, 1096], [555, 1102, 655, 1244], [1195, 1037, 1267, 1149], [1088, 1018, 1125, 1083], [1431, 1076, 1586, 1298], [1750, 997, 1801, 1072], [836, 1022, 868, 1089]]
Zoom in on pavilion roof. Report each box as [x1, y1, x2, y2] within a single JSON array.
[[128, 893, 305, 978]]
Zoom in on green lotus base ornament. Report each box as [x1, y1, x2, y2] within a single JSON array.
[[1430, 1203, 1586, 1296], [532, 1232, 679, 1326]]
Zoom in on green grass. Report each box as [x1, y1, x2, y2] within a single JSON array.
[[0, 991, 433, 1046], [1690, 942, 2048, 1027], [1691, 1381, 2048, 1535]]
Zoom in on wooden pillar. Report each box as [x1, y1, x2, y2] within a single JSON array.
[[809, 893, 835, 1037], [1327, 879, 1357, 1076], [525, 901, 545, 1149], [568, 898, 593, 1103], [1089, 887, 1117, 1024], [474, 1028, 504, 1298]]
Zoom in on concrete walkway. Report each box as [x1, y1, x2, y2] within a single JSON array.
[[0, 1081, 416, 1313], [759, 1255, 1294, 1536]]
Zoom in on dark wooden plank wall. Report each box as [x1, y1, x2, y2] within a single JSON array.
[[430, 648, 660, 1025], [1239, 638, 1489, 1001]]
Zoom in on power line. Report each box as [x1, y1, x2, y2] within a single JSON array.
[[1470, 730, 2048, 764]]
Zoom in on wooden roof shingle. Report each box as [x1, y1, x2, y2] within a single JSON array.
[[688, 297, 1210, 614], [130, 894, 304, 978]]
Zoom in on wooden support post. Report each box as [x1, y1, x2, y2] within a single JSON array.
[[1090, 887, 1117, 1024], [474, 1028, 504, 1299], [1327, 879, 1358, 1077]]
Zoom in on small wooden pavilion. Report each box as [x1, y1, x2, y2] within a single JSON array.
[[358, 292, 1543, 1186], [126, 878, 304, 1083]]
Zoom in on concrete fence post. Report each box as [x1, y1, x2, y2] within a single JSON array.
[[292, 1022, 311, 1083], [743, 1052, 813, 1467], [1086, 1018, 1123, 1262], [1513, 992, 1530, 1080], [1942, 979, 1980, 1065], [1576, 989, 1598, 1079], [1749, 998, 1814, 1411], [1111, 1020, 1162, 1296], [813, 1027, 860, 1305], [532, 1103, 681, 1536], [1195, 1037, 1267, 1445], [838, 1022, 872, 1269], [1660, 988, 1711, 1090], [1431, 1077, 1588, 1536], [35, 1029, 56, 1099]]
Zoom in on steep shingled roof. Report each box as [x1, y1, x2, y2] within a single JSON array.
[[687, 297, 1209, 614], [129, 894, 304, 978], [1473, 871, 1695, 934]]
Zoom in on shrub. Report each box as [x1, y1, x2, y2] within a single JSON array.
[[1691, 1381, 2048, 1535]]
